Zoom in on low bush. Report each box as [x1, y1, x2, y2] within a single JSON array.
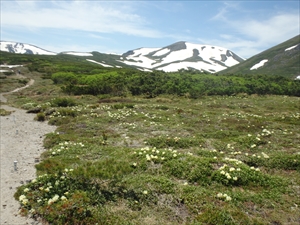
[[35, 112, 46, 121], [50, 97, 77, 107]]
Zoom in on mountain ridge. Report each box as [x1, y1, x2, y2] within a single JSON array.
[[219, 34, 300, 79], [0, 40, 244, 73]]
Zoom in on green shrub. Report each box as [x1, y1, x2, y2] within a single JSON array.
[[51, 97, 77, 107], [0, 108, 12, 116], [113, 103, 135, 109], [35, 112, 46, 121], [146, 136, 203, 148], [164, 156, 213, 184], [244, 153, 300, 170], [43, 132, 62, 149]]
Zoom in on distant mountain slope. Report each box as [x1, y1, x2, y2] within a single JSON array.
[[0, 41, 57, 55], [0, 40, 244, 73], [118, 41, 245, 73], [219, 35, 300, 78]]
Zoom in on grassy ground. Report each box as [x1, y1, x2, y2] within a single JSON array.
[[5, 72, 300, 224]]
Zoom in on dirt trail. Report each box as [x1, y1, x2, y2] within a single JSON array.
[[0, 80, 56, 224]]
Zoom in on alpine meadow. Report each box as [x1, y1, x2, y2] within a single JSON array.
[[0, 35, 300, 225]]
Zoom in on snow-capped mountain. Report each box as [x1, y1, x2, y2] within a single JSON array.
[[118, 41, 244, 73], [0, 41, 57, 55], [0, 40, 245, 73]]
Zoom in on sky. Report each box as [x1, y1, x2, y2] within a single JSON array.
[[1, 0, 299, 58]]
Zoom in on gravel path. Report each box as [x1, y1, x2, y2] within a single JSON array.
[[0, 82, 56, 224]]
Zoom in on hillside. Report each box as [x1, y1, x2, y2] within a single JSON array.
[[118, 41, 244, 73], [0, 41, 57, 55], [220, 35, 300, 79], [0, 41, 244, 73]]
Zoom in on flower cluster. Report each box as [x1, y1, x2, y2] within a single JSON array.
[[133, 146, 180, 164], [216, 192, 232, 201], [19, 194, 29, 205], [47, 194, 67, 205], [120, 122, 138, 129], [107, 108, 138, 120], [218, 164, 239, 182], [50, 141, 85, 156]]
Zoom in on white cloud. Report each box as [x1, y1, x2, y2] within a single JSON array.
[[1, 0, 163, 38], [232, 13, 299, 45], [209, 3, 300, 58]]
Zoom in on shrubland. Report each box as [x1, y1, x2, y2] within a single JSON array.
[[1, 52, 299, 224]]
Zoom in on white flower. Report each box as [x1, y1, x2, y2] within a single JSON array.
[[143, 190, 148, 195], [262, 152, 270, 159], [233, 177, 238, 181], [229, 167, 235, 172], [24, 188, 30, 193], [146, 154, 151, 161], [225, 196, 232, 201], [217, 193, 223, 198], [19, 195, 26, 202], [61, 196, 67, 201], [226, 174, 232, 180], [53, 194, 59, 202]]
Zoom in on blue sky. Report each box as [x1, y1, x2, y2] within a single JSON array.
[[1, 0, 299, 58]]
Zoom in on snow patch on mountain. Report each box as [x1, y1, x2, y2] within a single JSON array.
[[119, 42, 244, 73], [157, 61, 225, 73], [86, 59, 113, 67], [0, 41, 56, 55], [285, 44, 299, 51], [250, 59, 268, 70], [62, 52, 93, 56]]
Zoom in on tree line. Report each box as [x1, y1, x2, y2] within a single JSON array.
[[51, 70, 300, 98]]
